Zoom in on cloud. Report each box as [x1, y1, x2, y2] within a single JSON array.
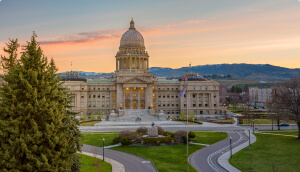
[[39, 29, 125, 45], [185, 20, 207, 24]]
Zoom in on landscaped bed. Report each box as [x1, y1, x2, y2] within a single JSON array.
[[229, 132, 300, 172], [77, 153, 112, 172], [209, 119, 235, 124], [80, 129, 227, 172]]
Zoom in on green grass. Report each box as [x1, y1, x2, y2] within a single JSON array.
[[192, 131, 228, 144], [242, 119, 296, 125], [112, 144, 202, 172], [228, 107, 245, 111], [259, 130, 299, 136], [80, 120, 102, 126], [77, 153, 112, 172], [111, 131, 228, 172], [80, 132, 119, 147], [229, 133, 300, 172], [210, 119, 235, 124]]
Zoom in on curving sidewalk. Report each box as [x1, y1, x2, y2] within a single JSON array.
[[82, 144, 158, 172], [217, 130, 257, 172]]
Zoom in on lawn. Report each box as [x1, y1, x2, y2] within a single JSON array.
[[259, 130, 299, 136], [112, 144, 203, 172], [242, 119, 296, 125], [229, 133, 300, 172], [192, 131, 228, 144], [210, 119, 235, 124], [111, 131, 228, 172], [80, 120, 102, 126], [77, 153, 112, 172], [80, 132, 119, 147]]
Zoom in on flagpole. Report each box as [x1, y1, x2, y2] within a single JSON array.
[[186, 68, 189, 172]]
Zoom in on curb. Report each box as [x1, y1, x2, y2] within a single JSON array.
[[217, 130, 257, 172]]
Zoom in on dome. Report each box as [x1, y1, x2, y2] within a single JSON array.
[[120, 19, 144, 48]]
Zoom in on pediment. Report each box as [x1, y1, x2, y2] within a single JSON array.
[[122, 77, 151, 84]]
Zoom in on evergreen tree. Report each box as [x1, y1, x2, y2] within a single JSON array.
[[0, 34, 81, 171]]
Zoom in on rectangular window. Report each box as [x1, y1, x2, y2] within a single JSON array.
[[198, 94, 202, 98], [88, 102, 91, 107], [199, 86, 202, 90], [163, 94, 165, 98], [193, 101, 196, 107], [158, 101, 161, 107], [193, 94, 196, 98], [184, 101, 187, 107], [206, 110, 209, 115], [93, 94, 96, 98], [93, 102, 96, 107], [214, 102, 217, 107], [88, 87, 91, 90], [81, 94, 84, 98], [193, 86, 196, 90], [98, 87, 100, 90], [172, 101, 174, 107], [167, 94, 170, 98], [200, 110, 203, 114], [97, 101, 100, 107], [205, 86, 208, 90], [167, 101, 170, 106], [163, 101, 165, 107], [205, 102, 208, 107], [176, 94, 178, 98], [158, 94, 161, 98], [93, 87, 96, 90], [102, 101, 105, 107], [89, 94, 91, 98], [214, 94, 216, 98], [98, 94, 100, 98], [199, 102, 202, 107], [81, 87, 84, 90], [106, 101, 109, 107], [102, 94, 105, 98], [106, 94, 109, 98], [171, 94, 174, 98], [176, 102, 179, 107]]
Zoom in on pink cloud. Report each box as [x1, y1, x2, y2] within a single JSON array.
[[185, 20, 207, 24]]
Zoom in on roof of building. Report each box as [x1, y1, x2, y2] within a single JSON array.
[[60, 72, 87, 82], [120, 18, 144, 48], [178, 72, 208, 81]]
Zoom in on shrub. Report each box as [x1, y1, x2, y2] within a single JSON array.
[[188, 131, 196, 139], [136, 127, 148, 134], [112, 137, 121, 144], [90, 112, 96, 121], [174, 130, 186, 143], [120, 137, 132, 146], [157, 126, 164, 135], [162, 131, 174, 138], [119, 130, 139, 141], [81, 114, 87, 122], [182, 135, 191, 144], [97, 112, 103, 120], [142, 137, 173, 145]]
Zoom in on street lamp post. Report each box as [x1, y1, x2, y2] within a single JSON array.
[[253, 120, 255, 134], [103, 138, 105, 162], [230, 137, 232, 159], [248, 128, 251, 146], [237, 114, 239, 126]]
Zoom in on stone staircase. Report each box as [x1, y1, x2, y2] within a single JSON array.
[[116, 109, 159, 122]]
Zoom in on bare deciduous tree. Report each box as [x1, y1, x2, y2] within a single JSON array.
[[276, 77, 300, 139]]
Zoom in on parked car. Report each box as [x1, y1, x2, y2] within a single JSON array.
[[279, 123, 289, 127]]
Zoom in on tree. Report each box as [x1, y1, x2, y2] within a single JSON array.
[[97, 111, 103, 120], [276, 77, 300, 139], [267, 101, 287, 131], [180, 112, 187, 120], [82, 113, 88, 122], [188, 112, 195, 121], [90, 112, 96, 121], [0, 34, 81, 171]]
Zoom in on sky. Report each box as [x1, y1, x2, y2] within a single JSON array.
[[0, 0, 300, 73]]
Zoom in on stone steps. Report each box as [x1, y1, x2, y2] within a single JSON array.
[[115, 109, 159, 122]]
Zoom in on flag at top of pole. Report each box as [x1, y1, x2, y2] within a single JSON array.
[[179, 87, 186, 98]]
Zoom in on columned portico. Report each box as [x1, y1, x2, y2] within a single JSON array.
[[123, 85, 147, 109]]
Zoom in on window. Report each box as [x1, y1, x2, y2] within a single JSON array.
[[199, 102, 202, 107], [172, 88, 174, 90], [167, 110, 170, 114], [176, 88, 178, 90], [81, 87, 84, 90], [213, 86, 217, 90], [113, 104, 116, 108], [97, 101, 100, 107], [171, 94, 174, 98], [171, 110, 174, 114], [81, 94, 84, 98], [214, 94, 216, 98], [88, 87, 91, 90], [194, 110, 197, 115], [98, 87, 100, 90], [93, 87, 96, 90], [163, 101, 165, 107], [184, 94, 186, 98], [184, 102, 187, 107], [107, 87, 109, 90], [193, 94, 196, 98], [88, 102, 91, 107], [106, 101, 109, 107], [163, 94, 165, 98], [176, 94, 178, 98], [93, 94, 96, 98], [206, 110, 209, 115], [89, 94, 91, 98], [193, 86, 196, 90], [158, 94, 161, 98], [205, 86, 208, 90], [93, 102, 96, 107], [81, 102, 84, 108], [106, 94, 109, 98], [172, 101, 174, 107], [200, 110, 203, 114], [167, 94, 170, 98], [102, 94, 105, 98], [98, 94, 100, 98], [205, 102, 208, 107], [176, 102, 179, 107], [163, 87, 165, 90], [215, 110, 217, 114], [199, 86, 202, 90], [193, 101, 196, 107], [167, 101, 170, 106], [198, 94, 202, 98], [113, 86, 115, 90], [158, 101, 161, 107], [214, 102, 217, 107], [167, 87, 169, 90]]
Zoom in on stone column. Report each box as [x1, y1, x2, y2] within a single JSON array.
[[123, 87, 126, 108], [138, 57, 140, 69], [147, 59, 149, 69], [138, 88, 140, 109], [202, 93, 205, 108], [116, 59, 118, 71], [211, 93, 214, 108], [116, 84, 123, 109], [130, 87, 133, 109]]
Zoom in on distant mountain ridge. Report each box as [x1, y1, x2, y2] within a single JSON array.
[[60, 64, 300, 81]]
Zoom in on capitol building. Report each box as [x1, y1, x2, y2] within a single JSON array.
[[62, 19, 226, 121]]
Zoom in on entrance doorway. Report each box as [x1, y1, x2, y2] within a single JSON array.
[[133, 101, 137, 109], [125, 101, 130, 109]]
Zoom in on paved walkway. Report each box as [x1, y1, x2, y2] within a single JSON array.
[[82, 144, 158, 172], [256, 132, 298, 138], [79, 151, 125, 172]]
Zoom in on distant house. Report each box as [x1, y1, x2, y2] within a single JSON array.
[[249, 87, 272, 107], [259, 81, 267, 84]]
